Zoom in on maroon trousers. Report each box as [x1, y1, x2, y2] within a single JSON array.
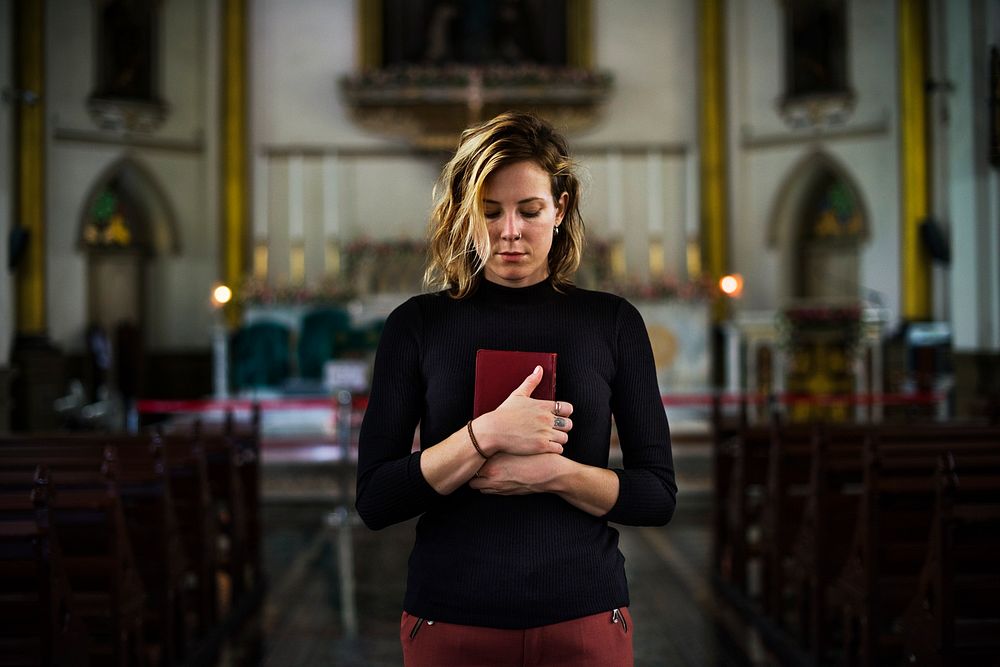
[[400, 608, 634, 667]]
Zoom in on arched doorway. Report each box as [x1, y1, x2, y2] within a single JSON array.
[[768, 153, 870, 421], [77, 158, 179, 401], [768, 152, 869, 304], [794, 172, 865, 300]]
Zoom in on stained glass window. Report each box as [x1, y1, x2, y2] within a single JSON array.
[[83, 186, 135, 248], [805, 177, 863, 241]]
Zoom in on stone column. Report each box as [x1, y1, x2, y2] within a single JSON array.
[[221, 0, 249, 328]]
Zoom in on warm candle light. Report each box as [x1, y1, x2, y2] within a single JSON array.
[[719, 274, 743, 297], [212, 284, 233, 307]]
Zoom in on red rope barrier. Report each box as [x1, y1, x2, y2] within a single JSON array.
[[658, 392, 946, 407], [137, 392, 944, 414]]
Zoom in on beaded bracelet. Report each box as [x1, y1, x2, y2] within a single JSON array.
[[467, 420, 488, 459]]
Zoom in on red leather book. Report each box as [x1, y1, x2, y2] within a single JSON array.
[[473, 349, 557, 418]]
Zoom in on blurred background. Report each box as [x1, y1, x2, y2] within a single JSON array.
[[0, 0, 1000, 430], [1, 1, 998, 666], [3, 0, 999, 430]]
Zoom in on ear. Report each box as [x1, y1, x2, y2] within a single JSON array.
[[555, 192, 569, 225]]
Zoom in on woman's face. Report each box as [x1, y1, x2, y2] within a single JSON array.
[[482, 160, 567, 288]]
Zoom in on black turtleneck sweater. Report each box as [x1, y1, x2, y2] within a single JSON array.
[[356, 278, 676, 628]]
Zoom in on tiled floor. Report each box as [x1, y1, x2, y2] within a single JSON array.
[[219, 490, 779, 667]]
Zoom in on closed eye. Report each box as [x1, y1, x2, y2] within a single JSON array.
[[485, 209, 542, 221]]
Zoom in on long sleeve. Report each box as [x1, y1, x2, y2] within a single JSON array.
[[354, 280, 676, 628], [602, 300, 677, 526], [355, 299, 441, 530]]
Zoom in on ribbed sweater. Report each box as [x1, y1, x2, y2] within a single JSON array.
[[356, 278, 677, 628]]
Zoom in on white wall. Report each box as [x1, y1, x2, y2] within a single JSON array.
[[34, 0, 946, 351], [0, 0, 12, 364], [581, 0, 696, 144], [44, 0, 215, 351], [727, 0, 901, 321], [991, 0, 1000, 350], [949, 0, 1000, 351], [252, 0, 700, 286], [253, 0, 372, 147], [576, 0, 697, 281]]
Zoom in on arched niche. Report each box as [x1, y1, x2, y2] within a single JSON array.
[[78, 157, 180, 256], [767, 151, 869, 304], [76, 157, 180, 380]]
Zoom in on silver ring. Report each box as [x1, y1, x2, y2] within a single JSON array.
[[514, 232, 521, 240], [554, 401, 561, 416], [555, 417, 567, 429]]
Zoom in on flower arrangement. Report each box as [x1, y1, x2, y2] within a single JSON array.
[[776, 303, 864, 355], [781, 304, 863, 325], [238, 275, 357, 307], [596, 274, 718, 302], [239, 239, 431, 306], [239, 236, 719, 305], [342, 237, 429, 294], [343, 237, 428, 259]]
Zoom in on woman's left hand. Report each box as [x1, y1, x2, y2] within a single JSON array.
[[468, 452, 566, 495]]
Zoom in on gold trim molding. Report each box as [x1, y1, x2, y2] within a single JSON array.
[[222, 0, 249, 327], [899, 0, 931, 320], [15, 0, 46, 335], [699, 0, 728, 321]]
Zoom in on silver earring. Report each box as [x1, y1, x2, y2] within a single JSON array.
[[553, 226, 560, 236]]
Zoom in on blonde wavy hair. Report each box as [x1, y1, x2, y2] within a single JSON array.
[[424, 111, 585, 298]]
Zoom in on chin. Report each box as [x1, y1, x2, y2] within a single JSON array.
[[487, 267, 546, 286]]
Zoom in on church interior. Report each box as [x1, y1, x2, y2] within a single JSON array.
[[1, 0, 999, 665]]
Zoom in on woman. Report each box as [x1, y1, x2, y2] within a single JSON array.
[[356, 111, 676, 666]]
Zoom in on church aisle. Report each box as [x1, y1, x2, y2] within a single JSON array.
[[218, 497, 778, 667]]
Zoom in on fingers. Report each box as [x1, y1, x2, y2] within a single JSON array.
[[510, 365, 543, 397], [492, 376, 574, 455], [553, 415, 573, 433], [553, 400, 574, 417]]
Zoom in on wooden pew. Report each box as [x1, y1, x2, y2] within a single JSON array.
[[710, 396, 741, 578], [827, 434, 1000, 667], [760, 421, 816, 620], [781, 423, 870, 660], [201, 409, 262, 606], [97, 434, 189, 665], [0, 419, 267, 664], [752, 424, 1000, 662], [719, 422, 772, 598], [108, 435, 189, 665], [0, 467, 91, 666], [156, 426, 221, 638], [901, 453, 1000, 666], [0, 446, 147, 666], [228, 407, 262, 593], [0, 421, 263, 659], [0, 436, 189, 665], [163, 409, 263, 611]]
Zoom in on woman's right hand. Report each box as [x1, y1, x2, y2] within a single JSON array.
[[472, 366, 574, 457]]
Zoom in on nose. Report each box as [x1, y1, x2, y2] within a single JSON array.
[[499, 212, 521, 241]]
